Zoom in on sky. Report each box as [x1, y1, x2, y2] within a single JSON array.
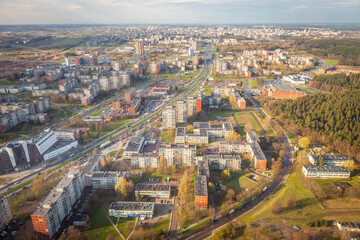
[[0, 0, 359, 25]]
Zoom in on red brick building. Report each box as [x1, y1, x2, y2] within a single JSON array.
[[196, 99, 202, 112], [265, 82, 306, 100]]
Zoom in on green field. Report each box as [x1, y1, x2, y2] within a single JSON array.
[[249, 79, 259, 88], [117, 218, 136, 239], [161, 129, 176, 143], [234, 112, 261, 132], [204, 88, 212, 96], [324, 59, 339, 66], [207, 110, 237, 121]]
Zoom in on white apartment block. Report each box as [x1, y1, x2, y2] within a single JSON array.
[[0, 196, 12, 231], [162, 105, 176, 129]]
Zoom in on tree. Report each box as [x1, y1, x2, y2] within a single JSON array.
[[299, 137, 310, 148], [185, 124, 194, 134], [136, 190, 142, 202], [157, 155, 166, 175], [115, 178, 134, 200], [31, 174, 46, 199], [318, 156, 324, 166], [196, 144, 207, 155], [287, 193, 298, 210], [208, 182, 215, 193], [271, 201, 282, 215], [225, 130, 241, 142], [176, 153, 182, 165], [60, 226, 83, 240], [221, 169, 231, 179]]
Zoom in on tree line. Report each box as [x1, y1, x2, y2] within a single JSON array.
[[309, 73, 360, 92], [269, 90, 360, 161]]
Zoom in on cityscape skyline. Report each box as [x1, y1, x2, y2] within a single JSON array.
[[0, 0, 360, 25]]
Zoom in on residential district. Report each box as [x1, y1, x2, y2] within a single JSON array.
[[0, 24, 360, 240]]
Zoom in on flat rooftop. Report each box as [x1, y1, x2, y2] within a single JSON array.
[[303, 165, 350, 173], [222, 122, 233, 131], [43, 141, 76, 155], [193, 122, 210, 129], [92, 171, 126, 179], [195, 175, 208, 197], [176, 127, 186, 136], [270, 82, 297, 91], [198, 160, 210, 177], [81, 154, 104, 175], [309, 154, 353, 162], [125, 136, 145, 152], [206, 153, 241, 160], [135, 183, 170, 192], [109, 201, 154, 212]]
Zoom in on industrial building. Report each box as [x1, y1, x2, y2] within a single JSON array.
[[263, 81, 306, 100], [109, 202, 154, 218]]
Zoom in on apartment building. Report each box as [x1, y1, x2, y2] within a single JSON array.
[[135, 183, 171, 198], [158, 143, 196, 166], [195, 175, 208, 209], [0, 196, 12, 231], [131, 153, 158, 169], [176, 100, 187, 123], [162, 105, 176, 129], [91, 171, 127, 189], [219, 140, 248, 154], [109, 202, 154, 218], [31, 169, 82, 239], [247, 131, 267, 170], [206, 154, 242, 170], [198, 159, 210, 181], [81, 155, 104, 187], [302, 166, 351, 178]]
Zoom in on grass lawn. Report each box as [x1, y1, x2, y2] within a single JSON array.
[[181, 218, 212, 236], [84, 192, 118, 240], [238, 163, 360, 229], [117, 218, 136, 239], [249, 79, 258, 88], [161, 129, 176, 143], [234, 112, 261, 132], [324, 59, 339, 66], [143, 214, 170, 234], [91, 109, 104, 116], [207, 110, 237, 121], [204, 88, 212, 96]]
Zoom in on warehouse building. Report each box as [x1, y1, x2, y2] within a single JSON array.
[[302, 166, 351, 178], [109, 202, 154, 218], [135, 183, 171, 198]]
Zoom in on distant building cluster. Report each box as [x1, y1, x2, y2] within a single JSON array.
[[214, 49, 315, 77]]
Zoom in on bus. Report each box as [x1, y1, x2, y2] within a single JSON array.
[[100, 141, 111, 149]]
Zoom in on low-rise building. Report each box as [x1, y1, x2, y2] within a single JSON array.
[[264, 81, 306, 100], [124, 136, 145, 157], [307, 154, 354, 167], [0, 196, 12, 231], [109, 202, 154, 218], [198, 159, 210, 181], [135, 183, 171, 198], [195, 175, 208, 209], [336, 222, 360, 232], [302, 166, 351, 178]]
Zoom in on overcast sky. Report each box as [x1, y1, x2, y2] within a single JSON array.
[[0, 0, 359, 25]]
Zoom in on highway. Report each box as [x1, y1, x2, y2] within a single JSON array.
[[0, 44, 214, 196]]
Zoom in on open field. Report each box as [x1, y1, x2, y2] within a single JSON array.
[[161, 129, 176, 143], [249, 79, 258, 88], [324, 59, 339, 66], [238, 162, 360, 229], [117, 218, 136, 239], [207, 110, 237, 121], [234, 112, 261, 132]]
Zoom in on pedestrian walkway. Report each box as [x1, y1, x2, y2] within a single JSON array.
[[107, 215, 125, 240]]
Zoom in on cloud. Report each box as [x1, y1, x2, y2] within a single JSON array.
[[289, 4, 308, 11], [69, 4, 83, 10]]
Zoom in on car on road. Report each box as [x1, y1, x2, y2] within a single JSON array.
[[230, 209, 235, 214], [293, 226, 301, 230]]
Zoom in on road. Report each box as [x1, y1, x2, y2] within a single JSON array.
[[179, 87, 295, 239], [169, 188, 179, 240], [0, 44, 214, 196]]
